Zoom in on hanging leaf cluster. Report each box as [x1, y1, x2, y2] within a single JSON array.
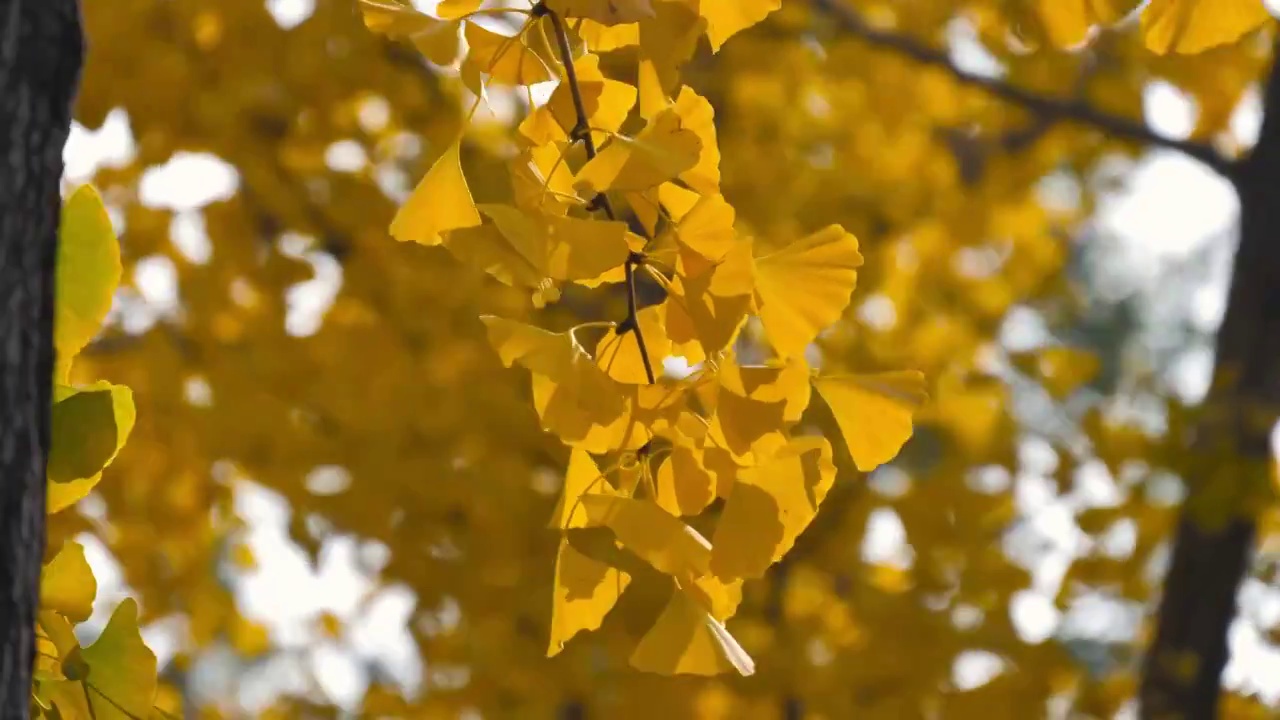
[[32, 186, 169, 719], [361, 0, 927, 675]]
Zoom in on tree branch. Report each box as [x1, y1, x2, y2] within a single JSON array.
[[810, 0, 1238, 179], [540, 3, 657, 385]]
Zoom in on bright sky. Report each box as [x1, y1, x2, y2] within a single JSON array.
[[61, 1, 1280, 713]]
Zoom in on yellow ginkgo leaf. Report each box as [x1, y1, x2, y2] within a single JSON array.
[[435, 0, 482, 19], [578, 493, 712, 579], [754, 225, 863, 359], [481, 316, 627, 450], [519, 54, 637, 147], [47, 381, 136, 514], [550, 449, 614, 528], [547, 0, 655, 25], [575, 18, 640, 51], [1038, 0, 1143, 47], [489, 204, 632, 281], [358, 0, 463, 65], [574, 107, 702, 194], [686, 0, 782, 51], [710, 437, 835, 580], [56, 185, 121, 383], [510, 143, 579, 215], [464, 21, 556, 85], [672, 86, 721, 194], [390, 142, 482, 246], [1142, 0, 1271, 55], [664, 239, 755, 358], [813, 371, 927, 472], [708, 357, 811, 462], [655, 435, 717, 516], [40, 541, 97, 624], [668, 193, 735, 278], [547, 537, 630, 656], [629, 591, 755, 676], [79, 599, 158, 720], [596, 305, 671, 384]]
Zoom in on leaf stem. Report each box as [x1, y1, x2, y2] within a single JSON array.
[[539, 2, 657, 384]]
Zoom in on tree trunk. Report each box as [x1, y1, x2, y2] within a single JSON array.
[[0, 0, 83, 714], [1139, 40, 1280, 720]]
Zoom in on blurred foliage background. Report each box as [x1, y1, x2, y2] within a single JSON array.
[[55, 0, 1280, 716]]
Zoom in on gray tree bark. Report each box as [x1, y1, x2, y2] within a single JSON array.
[[1139, 39, 1280, 720], [0, 0, 83, 715]]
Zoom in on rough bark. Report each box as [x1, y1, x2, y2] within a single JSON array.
[[1139, 40, 1280, 720], [0, 0, 83, 715]]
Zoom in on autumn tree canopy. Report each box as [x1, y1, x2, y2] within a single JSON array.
[[26, 0, 1280, 717]]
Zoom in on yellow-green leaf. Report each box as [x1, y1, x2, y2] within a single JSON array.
[[40, 541, 97, 624], [80, 598, 158, 720], [55, 185, 121, 383]]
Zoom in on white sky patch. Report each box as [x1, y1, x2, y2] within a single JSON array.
[[63, 109, 136, 185], [139, 152, 239, 211], [266, 0, 315, 29]]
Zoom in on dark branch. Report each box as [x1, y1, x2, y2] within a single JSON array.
[[811, 0, 1238, 179]]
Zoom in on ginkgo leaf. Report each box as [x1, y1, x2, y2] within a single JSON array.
[[47, 381, 135, 514], [518, 54, 637, 147], [688, 0, 783, 51], [48, 382, 134, 483], [481, 204, 631, 281], [1036, 0, 1142, 47], [390, 141, 482, 246], [550, 449, 614, 528], [655, 435, 716, 516], [574, 107, 702, 194], [464, 21, 555, 85], [56, 185, 121, 383], [547, 537, 630, 656], [358, 0, 463, 65], [754, 225, 864, 359], [710, 437, 835, 580], [813, 371, 927, 472], [596, 305, 671, 384], [1142, 0, 1271, 55], [575, 18, 641, 52], [79, 599, 158, 720], [510, 143, 579, 215], [481, 316, 627, 450], [669, 193, 735, 278], [577, 493, 712, 579], [547, 0, 655, 25], [664, 239, 755, 357], [435, 0, 482, 19], [629, 590, 755, 676], [672, 86, 721, 194], [40, 541, 97, 624], [708, 357, 811, 461]]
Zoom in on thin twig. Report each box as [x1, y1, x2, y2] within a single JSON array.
[[810, 0, 1238, 180], [539, 3, 657, 384]]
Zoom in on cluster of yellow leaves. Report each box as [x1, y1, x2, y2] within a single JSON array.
[[1032, 0, 1272, 54], [33, 186, 168, 719], [362, 0, 926, 675]]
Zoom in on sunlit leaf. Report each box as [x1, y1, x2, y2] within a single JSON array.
[[40, 541, 97, 624], [80, 599, 158, 720], [390, 141, 483, 246], [629, 591, 755, 676], [754, 225, 863, 359], [574, 107, 702, 194], [547, 537, 630, 656], [56, 185, 121, 383], [1142, 0, 1271, 54], [814, 371, 927, 472]]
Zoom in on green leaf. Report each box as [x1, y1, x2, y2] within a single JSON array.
[[47, 381, 136, 513], [80, 599, 158, 720]]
